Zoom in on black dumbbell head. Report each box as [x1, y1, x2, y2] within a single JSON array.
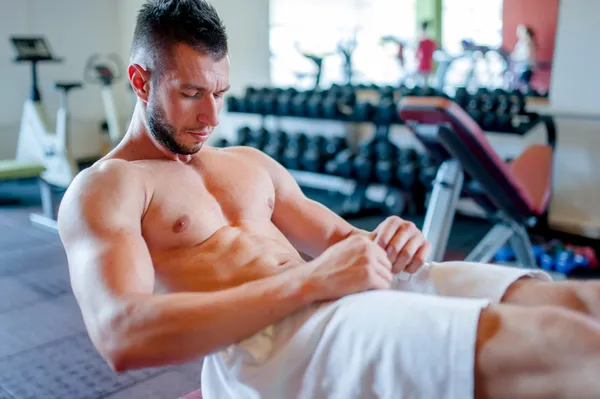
[[237, 126, 252, 145]]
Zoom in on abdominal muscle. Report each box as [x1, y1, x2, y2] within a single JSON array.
[[150, 219, 307, 294]]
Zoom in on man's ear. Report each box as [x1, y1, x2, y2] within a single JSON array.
[[128, 64, 151, 103]]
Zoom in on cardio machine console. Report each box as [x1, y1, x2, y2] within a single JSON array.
[[10, 36, 57, 62]]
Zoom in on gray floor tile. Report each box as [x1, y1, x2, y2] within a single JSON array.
[[0, 278, 45, 313], [0, 296, 85, 359], [0, 244, 67, 277], [172, 360, 204, 385], [0, 333, 168, 399], [0, 227, 50, 252], [103, 372, 201, 399], [0, 386, 14, 399], [17, 264, 72, 298]]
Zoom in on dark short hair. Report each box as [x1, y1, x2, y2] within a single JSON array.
[[131, 0, 228, 74]]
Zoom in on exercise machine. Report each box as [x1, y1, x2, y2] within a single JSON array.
[[11, 36, 82, 189], [399, 96, 555, 266], [10, 36, 83, 230], [84, 53, 127, 152]]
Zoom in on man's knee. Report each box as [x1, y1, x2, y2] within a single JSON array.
[[475, 304, 600, 399], [502, 278, 600, 316]]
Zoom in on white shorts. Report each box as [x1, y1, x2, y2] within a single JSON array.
[[201, 262, 551, 399]]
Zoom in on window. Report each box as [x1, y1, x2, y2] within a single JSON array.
[[440, 0, 505, 90], [270, 0, 417, 89]]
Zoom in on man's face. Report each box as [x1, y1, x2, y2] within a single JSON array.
[[146, 44, 230, 155]]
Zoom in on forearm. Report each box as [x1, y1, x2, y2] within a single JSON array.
[[104, 266, 315, 371]]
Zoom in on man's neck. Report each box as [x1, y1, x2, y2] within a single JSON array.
[[109, 102, 194, 164]]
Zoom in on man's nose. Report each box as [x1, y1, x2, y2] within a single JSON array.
[[197, 95, 220, 127]]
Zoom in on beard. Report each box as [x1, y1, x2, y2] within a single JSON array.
[[146, 98, 202, 155]]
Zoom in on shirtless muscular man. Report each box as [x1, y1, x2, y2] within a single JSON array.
[[58, 1, 600, 398]]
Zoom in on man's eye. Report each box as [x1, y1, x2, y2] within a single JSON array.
[[214, 92, 224, 99], [183, 92, 200, 98]]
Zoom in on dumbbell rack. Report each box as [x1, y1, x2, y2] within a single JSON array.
[[223, 84, 555, 218]]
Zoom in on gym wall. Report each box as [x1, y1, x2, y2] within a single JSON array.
[[1, 0, 600, 237], [550, 0, 600, 116], [0, 0, 130, 161], [0, 0, 270, 161], [502, 0, 559, 93]]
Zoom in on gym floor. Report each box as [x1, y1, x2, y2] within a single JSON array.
[[0, 180, 491, 399]]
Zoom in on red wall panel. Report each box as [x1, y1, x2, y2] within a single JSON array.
[[503, 0, 559, 92]]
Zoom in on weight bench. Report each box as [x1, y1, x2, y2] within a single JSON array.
[[0, 160, 45, 204], [0, 159, 59, 230], [398, 97, 554, 265]]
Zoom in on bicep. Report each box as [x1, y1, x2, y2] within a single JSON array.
[[68, 231, 154, 305], [58, 162, 154, 327]]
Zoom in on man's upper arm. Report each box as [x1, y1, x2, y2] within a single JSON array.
[[233, 147, 360, 257], [58, 160, 154, 338]]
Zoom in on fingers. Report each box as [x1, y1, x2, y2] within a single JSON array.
[[385, 221, 417, 264], [392, 235, 425, 274], [375, 256, 394, 280], [369, 264, 393, 290], [405, 242, 431, 273], [372, 216, 403, 249]]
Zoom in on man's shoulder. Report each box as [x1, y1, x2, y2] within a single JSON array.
[[75, 158, 142, 190], [213, 145, 278, 171], [58, 158, 149, 234], [63, 158, 148, 209], [218, 145, 265, 159]]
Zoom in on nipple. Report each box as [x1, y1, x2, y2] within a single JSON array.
[[173, 215, 191, 233]]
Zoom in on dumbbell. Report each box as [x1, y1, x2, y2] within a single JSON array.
[[322, 95, 340, 119], [281, 135, 303, 170], [421, 87, 438, 97], [383, 188, 406, 215], [351, 102, 375, 122], [246, 92, 264, 114], [306, 93, 324, 118], [291, 92, 310, 117], [237, 126, 252, 145], [375, 158, 395, 185], [300, 135, 327, 172], [380, 86, 395, 101], [468, 108, 484, 126], [352, 154, 374, 184], [325, 149, 354, 178], [214, 138, 230, 148], [262, 92, 277, 115], [226, 96, 242, 113], [398, 148, 419, 164], [323, 136, 347, 160], [276, 89, 297, 116], [496, 113, 513, 132], [262, 130, 287, 162], [481, 112, 497, 131], [340, 91, 357, 107], [374, 98, 397, 125], [396, 162, 417, 190], [253, 128, 269, 150], [454, 87, 469, 108], [398, 84, 410, 98], [418, 155, 438, 190], [509, 90, 526, 114]]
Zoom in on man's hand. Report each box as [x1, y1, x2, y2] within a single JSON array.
[[305, 235, 394, 302], [370, 216, 431, 275]]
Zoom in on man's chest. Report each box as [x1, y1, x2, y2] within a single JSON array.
[[139, 158, 276, 251]]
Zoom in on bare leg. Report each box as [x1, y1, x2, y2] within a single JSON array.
[[476, 303, 600, 399], [502, 278, 600, 318]]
